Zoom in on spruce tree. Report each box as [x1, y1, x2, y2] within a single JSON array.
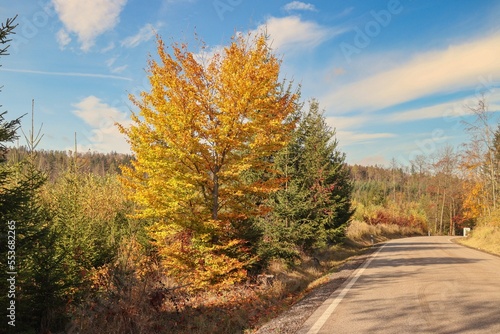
[[299, 100, 353, 244], [261, 100, 353, 258], [1, 18, 67, 332]]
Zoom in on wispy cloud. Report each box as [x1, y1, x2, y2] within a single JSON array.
[[121, 23, 160, 48], [56, 28, 71, 50], [326, 115, 373, 130], [322, 33, 500, 114], [105, 57, 117, 68], [193, 16, 341, 66], [110, 65, 128, 74], [101, 42, 115, 53], [52, 0, 127, 52], [104, 56, 128, 74], [1, 68, 132, 81], [326, 115, 396, 146], [388, 92, 500, 123], [336, 7, 354, 18], [253, 16, 344, 53], [324, 115, 397, 148], [335, 130, 396, 146], [283, 1, 317, 12]]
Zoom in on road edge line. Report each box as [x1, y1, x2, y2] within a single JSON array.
[[303, 243, 387, 334]]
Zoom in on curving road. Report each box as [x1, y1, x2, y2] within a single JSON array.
[[298, 236, 500, 334]]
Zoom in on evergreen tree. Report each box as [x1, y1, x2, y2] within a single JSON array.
[[1, 19, 68, 331], [261, 100, 353, 258], [3, 106, 69, 333]]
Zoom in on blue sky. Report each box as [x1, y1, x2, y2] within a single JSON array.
[[1, 0, 500, 166]]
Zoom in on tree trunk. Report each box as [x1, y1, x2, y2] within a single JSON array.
[[212, 169, 219, 220], [440, 189, 446, 235], [449, 198, 454, 236]]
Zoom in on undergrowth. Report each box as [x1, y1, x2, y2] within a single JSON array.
[[68, 222, 423, 334]]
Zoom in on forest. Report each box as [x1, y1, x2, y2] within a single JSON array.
[[1, 16, 499, 334]]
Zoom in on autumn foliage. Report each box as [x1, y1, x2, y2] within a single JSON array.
[[119, 32, 299, 290]]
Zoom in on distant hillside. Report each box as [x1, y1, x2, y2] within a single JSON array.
[[6, 146, 133, 181]]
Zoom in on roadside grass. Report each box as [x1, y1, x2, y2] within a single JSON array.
[[458, 224, 500, 256], [69, 221, 424, 333], [346, 219, 425, 244]]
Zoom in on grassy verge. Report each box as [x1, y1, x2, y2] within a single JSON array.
[[345, 220, 425, 245], [457, 224, 500, 256]]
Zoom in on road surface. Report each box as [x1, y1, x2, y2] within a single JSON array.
[[298, 236, 500, 334]]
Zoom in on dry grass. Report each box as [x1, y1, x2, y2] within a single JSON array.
[[68, 222, 424, 333], [458, 208, 500, 256], [346, 220, 424, 245], [458, 224, 500, 256]]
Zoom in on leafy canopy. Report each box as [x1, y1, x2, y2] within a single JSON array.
[[119, 32, 299, 289]]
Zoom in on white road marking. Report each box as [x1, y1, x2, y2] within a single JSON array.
[[306, 244, 387, 334]]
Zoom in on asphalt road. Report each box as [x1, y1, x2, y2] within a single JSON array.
[[298, 236, 500, 334]]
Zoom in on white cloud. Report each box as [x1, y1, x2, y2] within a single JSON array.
[[336, 7, 354, 18], [101, 42, 115, 53], [192, 16, 340, 67], [283, 1, 317, 12], [192, 45, 225, 67], [326, 115, 373, 130], [325, 116, 396, 147], [254, 16, 343, 53], [335, 130, 396, 146], [121, 23, 159, 48], [105, 57, 128, 73], [322, 33, 500, 114], [52, 0, 127, 52], [106, 57, 117, 68], [388, 91, 500, 123], [72, 96, 131, 153], [110, 65, 128, 74], [389, 100, 465, 123], [56, 28, 71, 49]]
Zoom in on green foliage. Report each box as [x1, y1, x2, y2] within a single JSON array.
[[0, 124, 69, 333], [0, 130, 138, 333], [260, 100, 354, 260], [1, 17, 68, 333], [42, 165, 138, 298], [0, 16, 17, 57]]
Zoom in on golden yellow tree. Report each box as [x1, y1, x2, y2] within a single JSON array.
[[119, 33, 299, 289], [462, 181, 487, 220]]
